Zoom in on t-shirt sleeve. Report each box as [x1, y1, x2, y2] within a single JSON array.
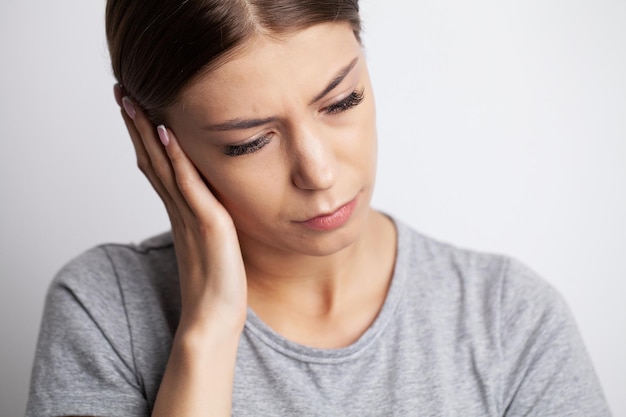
[[26, 246, 149, 417], [499, 259, 611, 417]]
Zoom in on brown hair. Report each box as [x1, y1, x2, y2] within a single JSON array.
[[106, 0, 361, 124]]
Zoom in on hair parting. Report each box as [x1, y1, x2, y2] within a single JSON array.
[[106, 0, 362, 125]]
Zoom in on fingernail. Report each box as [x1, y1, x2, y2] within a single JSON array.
[[122, 97, 136, 120], [113, 84, 123, 107], [157, 125, 170, 146]]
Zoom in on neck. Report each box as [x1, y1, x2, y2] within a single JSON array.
[[240, 210, 396, 332]]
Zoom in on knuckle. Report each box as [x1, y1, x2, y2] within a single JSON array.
[[195, 219, 215, 236], [136, 157, 149, 174], [152, 161, 170, 180], [177, 177, 193, 194]]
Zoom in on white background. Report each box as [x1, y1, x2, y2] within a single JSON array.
[[1, 0, 624, 415]]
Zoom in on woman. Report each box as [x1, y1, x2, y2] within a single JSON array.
[[26, 0, 610, 416]]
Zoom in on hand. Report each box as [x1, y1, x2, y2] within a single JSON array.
[[114, 85, 248, 333]]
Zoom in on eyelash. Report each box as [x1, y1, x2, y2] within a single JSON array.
[[223, 88, 365, 157], [325, 88, 365, 114], [224, 135, 272, 157]]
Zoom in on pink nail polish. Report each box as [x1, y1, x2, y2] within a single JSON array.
[[157, 125, 170, 146], [113, 84, 124, 107], [122, 97, 136, 120]]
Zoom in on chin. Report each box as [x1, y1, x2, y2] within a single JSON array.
[[294, 232, 357, 257]]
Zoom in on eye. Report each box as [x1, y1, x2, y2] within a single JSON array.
[[325, 88, 365, 115], [224, 134, 272, 157]]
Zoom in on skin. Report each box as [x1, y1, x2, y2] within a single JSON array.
[[115, 22, 396, 416]]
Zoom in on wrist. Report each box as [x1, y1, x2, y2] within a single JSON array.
[[176, 309, 245, 348]]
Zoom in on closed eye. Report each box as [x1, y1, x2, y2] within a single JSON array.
[[224, 134, 272, 157], [222, 88, 365, 157], [324, 89, 365, 115]]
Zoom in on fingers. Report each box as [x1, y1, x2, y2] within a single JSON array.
[[114, 86, 225, 228], [117, 94, 190, 220], [113, 84, 124, 108], [113, 87, 247, 331], [157, 126, 227, 224]]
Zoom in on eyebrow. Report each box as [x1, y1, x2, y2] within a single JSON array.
[[206, 117, 276, 132], [204, 57, 359, 132], [308, 57, 359, 105]]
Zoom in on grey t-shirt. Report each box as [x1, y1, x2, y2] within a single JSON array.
[[26, 219, 610, 416]]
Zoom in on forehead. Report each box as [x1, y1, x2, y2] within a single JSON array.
[[175, 22, 362, 119]]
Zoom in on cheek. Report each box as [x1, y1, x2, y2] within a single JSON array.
[[203, 168, 256, 210], [354, 110, 378, 184], [194, 157, 283, 223], [181, 147, 249, 209], [345, 104, 377, 166]]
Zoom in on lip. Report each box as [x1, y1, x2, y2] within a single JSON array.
[[297, 196, 358, 231]]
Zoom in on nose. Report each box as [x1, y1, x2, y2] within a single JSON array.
[[289, 123, 337, 191]]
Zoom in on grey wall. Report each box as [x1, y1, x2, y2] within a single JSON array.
[[1, 0, 624, 415]]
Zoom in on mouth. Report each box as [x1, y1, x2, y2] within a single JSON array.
[[297, 196, 359, 231]]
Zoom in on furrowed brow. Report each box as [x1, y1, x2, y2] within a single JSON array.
[[309, 57, 359, 105], [204, 117, 277, 132], [203, 57, 359, 132]]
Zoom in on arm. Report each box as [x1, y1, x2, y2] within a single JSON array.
[[117, 86, 248, 416], [499, 259, 611, 417]]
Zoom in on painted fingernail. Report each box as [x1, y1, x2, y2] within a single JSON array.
[[113, 84, 123, 107], [122, 97, 136, 120], [157, 125, 170, 146]]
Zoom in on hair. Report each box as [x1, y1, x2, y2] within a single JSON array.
[[106, 0, 361, 124]]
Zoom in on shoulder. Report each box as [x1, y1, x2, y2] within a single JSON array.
[[55, 230, 175, 279], [393, 218, 555, 311], [391, 218, 610, 415], [27, 232, 178, 417], [43, 231, 179, 351], [50, 231, 176, 298], [391, 217, 571, 371]]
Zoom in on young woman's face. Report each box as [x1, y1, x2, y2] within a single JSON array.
[[166, 22, 377, 257]]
